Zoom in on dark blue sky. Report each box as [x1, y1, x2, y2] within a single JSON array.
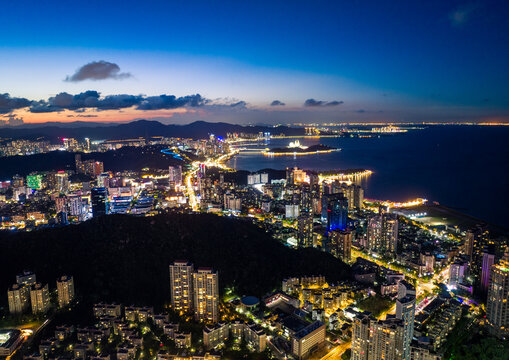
[[1, 0, 508, 124]]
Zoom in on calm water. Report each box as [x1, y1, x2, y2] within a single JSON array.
[[227, 125, 509, 228]]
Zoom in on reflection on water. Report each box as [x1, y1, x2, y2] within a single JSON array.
[[225, 126, 509, 228]]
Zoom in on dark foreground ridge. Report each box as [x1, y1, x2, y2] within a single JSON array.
[[0, 214, 350, 310]]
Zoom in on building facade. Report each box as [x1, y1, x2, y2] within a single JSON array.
[[193, 268, 219, 323], [169, 261, 195, 313]]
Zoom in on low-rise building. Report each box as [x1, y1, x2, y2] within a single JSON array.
[[203, 322, 229, 350]]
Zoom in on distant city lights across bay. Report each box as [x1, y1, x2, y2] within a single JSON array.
[[0, 2, 508, 360]]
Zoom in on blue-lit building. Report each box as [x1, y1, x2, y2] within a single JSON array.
[[321, 193, 348, 231], [110, 196, 132, 214], [91, 187, 108, 218]]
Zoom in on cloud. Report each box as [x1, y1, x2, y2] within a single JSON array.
[[136, 94, 206, 110], [270, 100, 286, 106], [450, 4, 477, 27], [6, 115, 24, 126], [230, 100, 247, 108], [325, 100, 344, 106], [65, 61, 132, 82], [0, 93, 32, 113], [0, 114, 24, 126], [304, 98, 344, 107], [28, 91, 205, 113]]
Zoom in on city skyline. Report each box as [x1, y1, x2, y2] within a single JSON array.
[[0, 2, 508, 360], [1, 1, 509, 125]]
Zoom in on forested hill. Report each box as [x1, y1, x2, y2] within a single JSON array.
[[0, 214, 350, 310], [0, 145, 186, 179]]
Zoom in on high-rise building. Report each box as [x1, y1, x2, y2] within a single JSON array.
[[290, 321, 326, 359], [410, 345, 441, 360], [224, 192, 241, 211], [486, 249, 509, 338], [481, 251, 496, 293], [57, 275, 75, 308], [351, 313, 371, 360], [321, 193, 348, 231], [285, 204, 300, 219], [465, 225, 492, 281], [96, 173, 110, 188], [16, 271, 36, 287], [7, 284, 30, 314], [448, 260, 468, 287], [55, 171, 69, 193], [169, 166, 183, 187], [12, 174, 24, 188], [193, 268, 219, 323], [91, 187, 108, 217], [329, 229, 352, 263], [369, 317, 404, 360], [68, 196, 84, 217], [367, 212, 399, 254], [299, 185, 313, 213], [169, 261, 195, 313], [396, 281, 416, 360], [55, 196, 67, 214], [84, 160, 104, 177], [323, 182, 364, 210], [286, 167, 307, 185], [419, 252, 435, 276], [30, 283, 50, 313], [297, 213, 314, 247], [247, 173, 261, 185], [75, 154, 84, 174]]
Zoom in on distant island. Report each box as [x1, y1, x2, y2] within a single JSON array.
[[263, 141, 339, 155]]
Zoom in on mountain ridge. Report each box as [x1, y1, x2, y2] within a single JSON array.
[[0, 120, 304, 141]]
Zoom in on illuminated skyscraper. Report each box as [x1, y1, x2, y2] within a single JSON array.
[[57, 275, 75, 308], [169, 261, 194, 313], [369, 317, 404, 360], [465, 224, 492, 281], [367, 212, 399, 254], [7, 284, 30, 314], [297, 213, 314, 247], [481, 251, 496, 293], [486, 249, 509, 338], [169, 166, 183, 187], [16, 271, 36, 287], [84, 160, 104, 177], [30, 283, 50, 313], [352, 313, 404, 360], [91, 187, 108, 217], [55, 171, 69, 192], [329, 229, 352, 263], [448, 260, 468, 287], [193, 268, 219, 323], [321, 193, 348, 231], [396, 281, 416, 360], [75, 154, 84, 174], [351, 313, 371, 360], [285, 204, 300, 219], [323, 181, 364, 210]]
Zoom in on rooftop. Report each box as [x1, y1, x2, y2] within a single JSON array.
[[293, 321, 324, 340]]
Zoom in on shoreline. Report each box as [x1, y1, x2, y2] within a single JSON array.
[[262, 148, 341, 156]]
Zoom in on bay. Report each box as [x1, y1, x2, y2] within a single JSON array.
[[227, 125, 509, 229]]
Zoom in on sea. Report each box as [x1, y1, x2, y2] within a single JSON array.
[[227, 125, 509, 229]]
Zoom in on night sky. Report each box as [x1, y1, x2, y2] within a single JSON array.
[[1, 0, 508, 125]]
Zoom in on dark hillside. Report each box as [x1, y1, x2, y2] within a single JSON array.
[[0, 214, 350, 310]]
